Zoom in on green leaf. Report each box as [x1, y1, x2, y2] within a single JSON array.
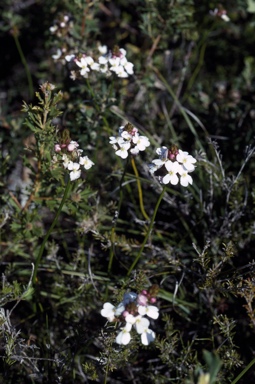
[[203, 350, 222, 384]]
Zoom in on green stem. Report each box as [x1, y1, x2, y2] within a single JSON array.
[[33, 179, 72, 284], [151, 66, 204, 151], [108, 158, 129, 273], [131, 157, 149, 221], [184, 42, 207, 96], [127, 186, 166, 276], [230, 357, 255, 384], [13, 33, 34, 99]]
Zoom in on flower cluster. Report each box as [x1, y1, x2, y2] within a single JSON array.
[[101, 286, 159, 346], [109, 123, 150, 159], [52, 45, 134, 79], [49, 14, 73, 37], [53, 131, 94, 181], [149, 145, 197, 187]]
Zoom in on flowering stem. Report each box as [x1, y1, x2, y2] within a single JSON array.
[[130, 157, 149, 221], [127, 186, 166, 276], [33, 178, 72, 284], [108, 158, 130, 273], [230, 357, 255, 384]]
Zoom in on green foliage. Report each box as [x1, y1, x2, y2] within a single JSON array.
[[1, 0, 255, 383], [139, 0, 198, 44]]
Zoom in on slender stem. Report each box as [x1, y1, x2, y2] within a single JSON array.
[[104, 355, 110, 384], [12, 33, 34, 99], [184, 42, 207, 96], [33, 179, 72, 284], [230, 357, 255, 384], [108, 158, 129, 272], [151, 66, 204, 151], [130, 157, 149, 221], [127, 186, 166, 276]]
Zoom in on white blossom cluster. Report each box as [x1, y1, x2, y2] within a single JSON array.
[[149, 146, 197, 187], [101, 289, 159, 346], [49, 14, 73, 37], [52, 45, 135, 79], [54, 140, 94, 181], [109, 124, 150, 159]]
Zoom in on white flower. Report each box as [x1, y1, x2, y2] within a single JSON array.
[[130, 146, 140, 155], [162, 161, 180, 185], [101, 302, 125, 322], [65, 54, 75, 62], [125, 314, 150, 333], [140, 328, 155, 346], [178, 167, 193, 187], [109, 136, 125, 151], [138, 305, 159, 320], [132, 135, 150, 151], [115, 141, 131, 159], [133, 316, 150, 334], [85, 56, 94, 66], [109, 57, 121, 72], [75, 57, 91, 76], [109, 136, 118, 145], [121, 131, 132, 141], [101, 303, 117, 322], [52, 49, 62, 60], [151, 159, 165, 169], [62, 154, 70, 169], [116, 322, 132, 345], [115, 66, 128, 78], [221, 14, 230, 22], [68, 162, 81, 181], [79, 156, 94, 170], [124, 62, 134, 75], [98, 55, 109, 65], [210, 8, 230, 22], [119, 48, 126, 57], [176, 150, 196, 172], [98, 45, 108, 55], [125, 315, 153, 343], [150, 147, 169, 171], [49, 25, 58, 33], [90, 62, 100, 71]]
